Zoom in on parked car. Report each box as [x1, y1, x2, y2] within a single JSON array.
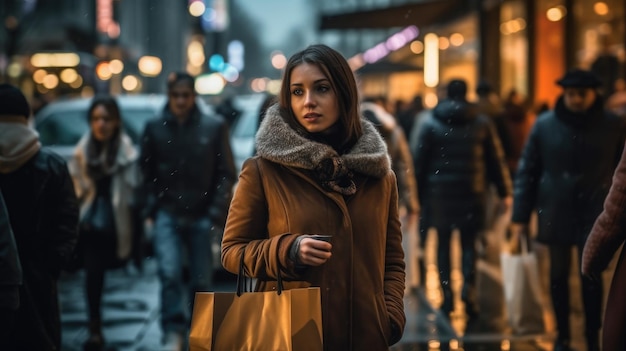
[[34, 94, 213, 162]]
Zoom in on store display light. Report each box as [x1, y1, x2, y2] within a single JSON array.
[[424, 33, 439, 88]]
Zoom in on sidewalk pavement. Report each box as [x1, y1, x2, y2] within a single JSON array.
[[60, 219, 611, 351]]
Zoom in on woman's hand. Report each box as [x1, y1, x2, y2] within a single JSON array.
[[297, 237, 332, 266]]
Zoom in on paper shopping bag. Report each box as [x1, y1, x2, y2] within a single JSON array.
[[189, 286, 323, 351], [500, 248, 546, 335]]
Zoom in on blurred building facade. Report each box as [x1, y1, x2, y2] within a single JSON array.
[[1, 0, 624, 108], [0, 0, 197, 98], [316, 0, 626, 110]]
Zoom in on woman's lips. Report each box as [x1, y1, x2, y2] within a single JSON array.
[[304, 113, 321, 121]]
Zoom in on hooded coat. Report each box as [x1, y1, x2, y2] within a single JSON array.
[[412, 99, 512, 232], [221, 105, 406, 351]]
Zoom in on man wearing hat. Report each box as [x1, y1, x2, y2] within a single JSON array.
[[0, 84, 79, 350], [511, 69, 626, 351]]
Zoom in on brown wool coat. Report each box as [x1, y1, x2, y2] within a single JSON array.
[[221, 105, 406, 351], [582, 142, 626, 350]]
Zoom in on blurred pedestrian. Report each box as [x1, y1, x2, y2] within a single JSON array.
[[582, 141, 626, 351], [511, 69, 626, 351], [501, 89, 535, 177], [396, 95, 424, 140], [475, 81, 511, 245], [139, 72, 237, 350], [221, 44, 406, 350], [412, 79, 512, 323], [69, 95, 139, 351], [605, 78, 626, 117], [215, 96, 241, 127], [0, 83, 79, 351], [362, 99, 420, 292]]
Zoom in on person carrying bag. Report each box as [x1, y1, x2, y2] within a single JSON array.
[[189, 248, 323, 351]]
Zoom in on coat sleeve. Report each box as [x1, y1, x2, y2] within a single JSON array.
[[511, 122, 542, 223], [384, 171, 406, 345], [483, 119, 513, 198], [46, 155, 79, 275], [221, 158, 299, 280], [412, 116, 432, 208], [138, 123, 157, 219], [208, 119, 237, 227], [582, 141, 626, 275]]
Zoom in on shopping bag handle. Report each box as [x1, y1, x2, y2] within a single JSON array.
[[237, 246, 284, 296], [520, 232, 531, 254]]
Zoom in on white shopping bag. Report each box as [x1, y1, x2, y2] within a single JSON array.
[[500, 237, 546, 335]]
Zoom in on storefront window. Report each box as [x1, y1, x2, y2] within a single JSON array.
[[573, 0, 624, 96], [500, 0, 529, 98]]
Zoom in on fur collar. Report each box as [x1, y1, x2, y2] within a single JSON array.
[[256, 104, 390, 193]]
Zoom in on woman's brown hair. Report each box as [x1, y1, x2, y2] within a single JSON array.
[[279, 44, 363, 148]]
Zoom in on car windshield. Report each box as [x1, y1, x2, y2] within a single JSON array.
[[37, 107, 158, 147]]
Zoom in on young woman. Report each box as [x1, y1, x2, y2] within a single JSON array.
[[70, 95, 138, 351], [221, 44, 406, 350]]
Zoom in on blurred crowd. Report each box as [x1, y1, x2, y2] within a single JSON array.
[[2, 53, 626, 351]]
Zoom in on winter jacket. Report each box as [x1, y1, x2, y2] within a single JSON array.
[[0, 117, 79, 351], [412, 99, 512, 232], [139, 105, 236, 224], [582, 141, 626, 350], [221, 105, 406, 351], [0, 188, 21, 310], [70, 132, 139, 261], [512, 96, 626, 245]]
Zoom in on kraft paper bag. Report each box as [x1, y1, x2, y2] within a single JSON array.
[[500, 240, 546, 335], [189, 287, 323, 351]]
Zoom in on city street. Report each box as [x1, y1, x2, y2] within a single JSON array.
[[59, 213, 615, 351]]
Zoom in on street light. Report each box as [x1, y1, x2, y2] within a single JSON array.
[[138, 56, 162, 77]]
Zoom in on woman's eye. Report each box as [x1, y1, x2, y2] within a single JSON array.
[[291, 89, 303, 96], [318, 85, 329, 93]]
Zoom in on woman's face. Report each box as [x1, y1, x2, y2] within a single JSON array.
[[90, 104, 119, 142], [289, 63, 339, 133]]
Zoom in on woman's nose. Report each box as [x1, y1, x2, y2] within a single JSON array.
[[304, 91, 315, 107]]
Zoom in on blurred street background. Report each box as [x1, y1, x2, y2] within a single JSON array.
[[2, 1, 624, 350]]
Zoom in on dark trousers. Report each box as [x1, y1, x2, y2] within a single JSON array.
[[0, 308, 17, 350], [436, 227, 479, 316], [86, 267, 106, 328], [549, 244, 602, 346]]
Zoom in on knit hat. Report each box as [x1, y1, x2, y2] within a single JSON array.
[[0, 84, 30, 118], [556, 69, 602, 88]]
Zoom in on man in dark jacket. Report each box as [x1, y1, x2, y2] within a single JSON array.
[[412, 79, 512, 325], [139, 72, 236, 349], [511, 69, 626, 351], [0, 84, 79, 351]]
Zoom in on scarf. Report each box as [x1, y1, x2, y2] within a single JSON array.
[[255, 104, 390, 195], [0, 117, 41, 174]]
